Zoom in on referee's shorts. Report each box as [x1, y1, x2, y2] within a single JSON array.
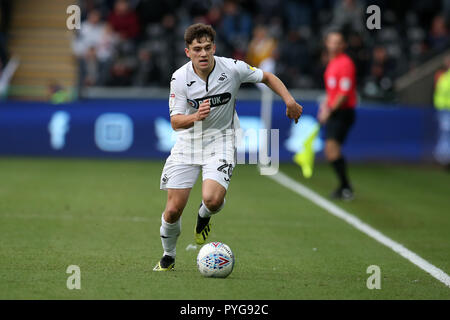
[[324, 108, 356, 144]]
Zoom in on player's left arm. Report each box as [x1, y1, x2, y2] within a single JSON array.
[[261, 71, 303, 124]]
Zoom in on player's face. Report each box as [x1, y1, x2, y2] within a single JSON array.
[[185, 37, 216, 73], [325, 33, 345, 56]]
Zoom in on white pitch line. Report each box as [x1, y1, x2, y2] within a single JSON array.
[[268, 170, 450, 288]]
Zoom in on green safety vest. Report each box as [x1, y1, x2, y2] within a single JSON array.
[[434, 70, 450, 110]]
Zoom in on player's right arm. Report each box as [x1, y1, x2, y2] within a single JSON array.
[[168, 72, 210, 130], [171, 100, 210, 130]]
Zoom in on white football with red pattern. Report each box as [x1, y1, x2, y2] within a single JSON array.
[[197, 242, 235, 278]]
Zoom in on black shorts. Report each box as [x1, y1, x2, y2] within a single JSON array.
[[324, 108, 356, 144]]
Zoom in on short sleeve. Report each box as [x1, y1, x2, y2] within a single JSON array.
[[168, 75, 187, 116], [235, 60, 264, 84], [337, 60, 355, 94]]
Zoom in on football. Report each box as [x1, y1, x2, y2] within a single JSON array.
[[197, 242, 235, 278]]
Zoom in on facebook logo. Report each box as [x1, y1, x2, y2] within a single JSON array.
[[48, 111, 70, 150]]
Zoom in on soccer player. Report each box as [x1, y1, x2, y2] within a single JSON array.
[[154, 23, 303, 271], [317, 30, 356, 200]]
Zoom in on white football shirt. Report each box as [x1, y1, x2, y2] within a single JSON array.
[[168, 56, 263, 164]]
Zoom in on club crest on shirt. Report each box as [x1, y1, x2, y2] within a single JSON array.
[[218, 73, 228, 83], [187, 92, 232, 109]]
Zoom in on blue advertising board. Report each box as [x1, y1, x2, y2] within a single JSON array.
[[0, 99, 437, 162]]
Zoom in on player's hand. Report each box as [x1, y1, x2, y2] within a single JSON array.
[[196, 99, 210, 121], [286, 100, 303, 124]]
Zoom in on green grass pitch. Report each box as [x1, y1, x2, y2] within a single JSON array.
[[0, 157, 449, 299]]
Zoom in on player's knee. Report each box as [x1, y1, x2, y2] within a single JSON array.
[[164, 206, 183, 223], [203, 196, 224, 213]]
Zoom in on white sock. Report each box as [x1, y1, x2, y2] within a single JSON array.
[[199, 199, 226, 218], [159, 213, 181, 258]]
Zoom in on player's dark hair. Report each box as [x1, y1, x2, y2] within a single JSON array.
[[184, 23, 216, 47]]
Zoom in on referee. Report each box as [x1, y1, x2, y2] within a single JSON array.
[[318, 30, 356, 200]]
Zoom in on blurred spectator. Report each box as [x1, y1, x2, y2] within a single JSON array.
[[411, 1, 442, 30], [72, 9, 105, 57], [73, 10, 103, 87], [433, 55, 450, 170], [346, 32, 370, 83], [428, 15, 450, 50], [283, 0, 312, 30], [254, 0, 283, 22], [107, 0, 140, 40], [136, 0, 179, 31], [82, 47, 100, 86], [363, 46, 395, 99], [155, 14, 178, 84], [133, 46, 161, 86], [219, 0, 252, 59], [79, 0, 110, 20], [204, 6, 223, 29], [277, 30, 310, 88], [47, 81, 72, 104], [106, 57, 135, 86], [73, 10, 119, 86], [312, 49, 329, 89], [96, 24, 120, 63], [330, 0, 365, 34], [186, 0, 215, 18], [246, 25, 276, 68]]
